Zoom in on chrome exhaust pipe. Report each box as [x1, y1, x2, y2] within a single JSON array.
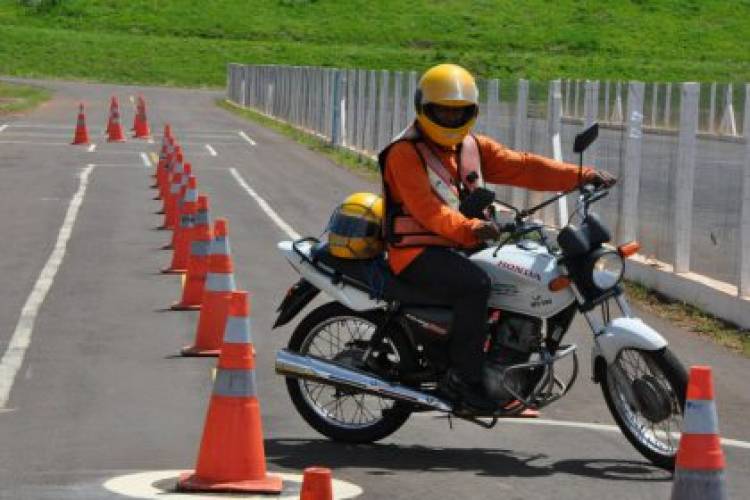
[[275, 349, 453, 413]]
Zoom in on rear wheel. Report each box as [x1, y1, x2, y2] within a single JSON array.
[[600, 347, 687, 469], [286, 302, 414, 443]]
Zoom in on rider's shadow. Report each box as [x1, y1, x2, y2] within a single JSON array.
[[264, 438, 671, 482]]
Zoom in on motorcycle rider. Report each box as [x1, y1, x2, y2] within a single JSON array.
[[379, 63, 615, 411]]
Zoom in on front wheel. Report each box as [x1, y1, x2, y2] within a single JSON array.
[[599, 347, 687, 470], [285, 302, 414, 443]]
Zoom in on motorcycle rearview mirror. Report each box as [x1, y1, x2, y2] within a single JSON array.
[[573, 122, 599, 192]]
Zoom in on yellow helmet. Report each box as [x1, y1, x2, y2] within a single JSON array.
[[327, 192, 384, 259], [415, 63, 479, 147]]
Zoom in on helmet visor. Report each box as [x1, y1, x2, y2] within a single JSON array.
[[423, 103, 478, 129], [328, 210, 381, 238]]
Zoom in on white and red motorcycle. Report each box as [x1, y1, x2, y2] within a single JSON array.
[[273, 124, 687, 469]]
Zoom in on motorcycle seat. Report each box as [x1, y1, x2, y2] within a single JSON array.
[[311, 244, 448, 306]]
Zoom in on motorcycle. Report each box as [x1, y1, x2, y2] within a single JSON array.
[[272, 124, 687, 469]]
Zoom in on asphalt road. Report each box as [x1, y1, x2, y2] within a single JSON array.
[[0, 78, 748, 500]]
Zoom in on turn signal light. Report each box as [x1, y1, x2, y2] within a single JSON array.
[[618, 241, 641, 258], [548, 276, 571, 292]]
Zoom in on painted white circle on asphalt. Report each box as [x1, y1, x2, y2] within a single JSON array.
[[103, 470, 363, 499]]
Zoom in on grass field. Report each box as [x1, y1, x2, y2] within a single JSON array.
[[1, 0, 749, 86], [0, 80, 50, 114]]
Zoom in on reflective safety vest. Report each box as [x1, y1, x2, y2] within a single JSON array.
[[378, 124, 484, 248]]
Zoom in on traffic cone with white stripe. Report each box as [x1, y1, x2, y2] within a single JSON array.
[[163, 176, 197, 274], [172, 195, 212, 310], [106, 96, 126, 142], [156, 145, 181, 202], [177, 291, 283, 493], [301, 467, 334, 500], [71, 103, 90, 145], [670, 366, 728, 500], [181, 219, 235, 356], [160, 162, 191, 230]]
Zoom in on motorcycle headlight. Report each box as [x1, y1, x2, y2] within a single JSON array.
[[591, 250, 624, 290]]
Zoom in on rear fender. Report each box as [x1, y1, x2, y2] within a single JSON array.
[[273, 278, 320, 329], [278, 240, 383, 312]]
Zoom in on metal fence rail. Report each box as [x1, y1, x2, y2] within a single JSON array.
[[226, 63, 750, 299]]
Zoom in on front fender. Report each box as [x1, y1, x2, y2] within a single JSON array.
[[591, 317, 668, 375]]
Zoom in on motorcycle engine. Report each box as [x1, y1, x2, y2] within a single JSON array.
[[483, 312, 543, 402]]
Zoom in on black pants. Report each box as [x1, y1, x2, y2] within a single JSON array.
[[399, 247, 491, 383]]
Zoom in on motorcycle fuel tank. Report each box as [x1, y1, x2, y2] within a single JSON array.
[[471, 240, 575, 318]]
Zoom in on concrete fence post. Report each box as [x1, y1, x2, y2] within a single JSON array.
[[365, 70, 377, 153], [391, 71, 403, 137], [512, 79, 529, 209], [611, 81, 624, 122], [485, 79, 500, 140], [604, 80, 610, 123], [573, 79, 581, 118], [651, 82, 659, 127], [407, 71, 418, 124], [618, 81, 645, 244], [708, 82, 717, 133], [719, 84, 738, 136], [739, 83, 750, 297], [664, 82, 673, 128], [356, 69, 367, 151], [548, 79, 566, 226], [671, 82, 700, 273], [346, 68, 356, 147], [564, 79, 572, 116], [331, 70, 346, 147], [377, 70, 391, 151], [583, 80, 599, 164]]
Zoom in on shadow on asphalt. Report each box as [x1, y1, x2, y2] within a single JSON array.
[[265, 439, 672, 482]]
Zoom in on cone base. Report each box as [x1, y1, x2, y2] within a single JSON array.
[[107, 138, 127, 143], [181, 345, 220, 357], [177, 471, 283, 494], [161, 267, 187, 275], [160, 244, 174, 250], [71, 140, 90, 145], [170, 302, 202, 311]]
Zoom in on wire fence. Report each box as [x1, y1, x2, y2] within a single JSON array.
[[227, 64, 750, 297]]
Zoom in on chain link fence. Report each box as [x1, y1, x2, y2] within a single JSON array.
[[227, 63, 750, 298]]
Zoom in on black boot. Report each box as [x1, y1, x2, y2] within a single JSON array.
[[438, 369, 497, 412]]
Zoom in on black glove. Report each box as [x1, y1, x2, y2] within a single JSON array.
[[586, 170, 617, 188], [472, 221, 501, 240]]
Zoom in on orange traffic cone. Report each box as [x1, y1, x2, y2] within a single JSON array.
[[133, 95, 151, 139], [182, 218, 235, 356], [172, 195, 212, 310], [71, 103, 90, 145], [152, 124, 173, 181], [178, 291, 283, 493], [106, 95, 117, 135], [163, 176, 197, 274], [157, 145, 181, 203], [107, 96, 126, 142], [670, 366, 727, 499], [301, 467, 333, 500], [161, 162, 191, 230]]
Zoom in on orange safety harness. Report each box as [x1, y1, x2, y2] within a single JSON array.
[[378, 124, 484, 248]]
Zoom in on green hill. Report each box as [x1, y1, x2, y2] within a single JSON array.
[[1, 0, 749, 86]]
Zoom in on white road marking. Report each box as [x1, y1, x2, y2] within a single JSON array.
[[492, 417, 750, 451], [140, 152, 152, 169], [103, 470, 362, 499], [229, 168, 300, 240], [129, 95, 135, 104], [204, 144, 217, 156], [0, 124, 7, 134], [238, 131, 257, 146], [0, 164, 96, 408], [147, 137, 155, 144], [87, 143, 97, 153]]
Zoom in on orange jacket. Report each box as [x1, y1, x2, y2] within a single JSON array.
[[383, 134, 593, 274]]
